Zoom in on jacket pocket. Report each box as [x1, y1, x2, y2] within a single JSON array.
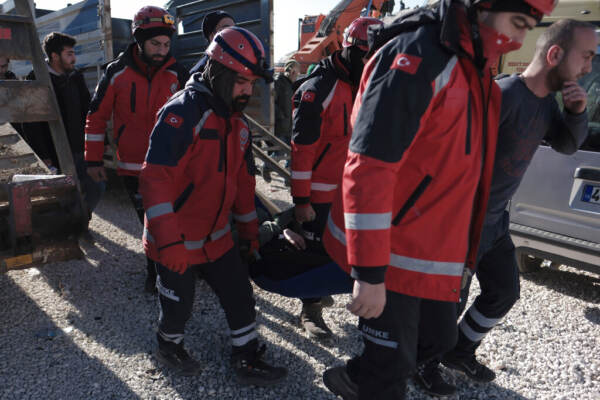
[[130, 82, 136, 113], [115, 124, 126, 146], [174, 183, 195, 212], [392, 175, 432, 225], [312, 143, 331, 170]]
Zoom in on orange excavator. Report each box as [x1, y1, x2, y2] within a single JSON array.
[[292, 0, 395, 72]]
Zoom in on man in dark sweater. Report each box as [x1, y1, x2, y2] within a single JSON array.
[[416, 19, 596, 397], [22, 32, 104, 214]]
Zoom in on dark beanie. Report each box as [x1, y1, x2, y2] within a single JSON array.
[[202, 11, 234, 41], [134, 27, 174, 45], [488, 0, 544, 22]]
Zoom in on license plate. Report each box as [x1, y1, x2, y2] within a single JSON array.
[[582, 185, 600, 204]]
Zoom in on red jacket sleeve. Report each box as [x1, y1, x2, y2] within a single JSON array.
[[232, 124, 259, 240], [84, 66, 117, 165]]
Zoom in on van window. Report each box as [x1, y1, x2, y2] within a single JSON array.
[[579, 55, 600, 152]]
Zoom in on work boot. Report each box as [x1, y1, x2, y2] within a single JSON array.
[[442, 352, 496, 383], [155, 341, 202, 376], [301, 302, 333, 340], [320, 295, 335, 308], [323, 366, 358, 400], [414, 362, 457, 397], [231, 344, 287, 386]]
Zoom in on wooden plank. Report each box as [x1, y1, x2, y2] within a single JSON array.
[[0, 83, 57, 123], [0, 153, 37, 169], [0, 21, 33, 60]]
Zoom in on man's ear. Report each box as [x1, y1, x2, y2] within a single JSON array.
[[546, 44, 565, 67]]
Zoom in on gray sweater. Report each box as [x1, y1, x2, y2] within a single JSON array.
[[484, 74, 589, 230]]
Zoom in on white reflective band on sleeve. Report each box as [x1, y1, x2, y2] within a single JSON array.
[[389, 253, 464, 276], [468, 306, 502, 329], [233, 211, 257, 223], [117, 161, 143, 171], [231, 331, 258, 347], [143, 227, 155, 243], [311, 182, 338, 191], [327, 214, 347, 245], [361, 331, 398, 349], [210, 224, 230, 241], [146, 203, 174, 220], [344, 212, 392, 230], [85, 133, 104, 142], [292, 170, 312, 180], [230, 322, 256, 336], [459, 319, 486, 342]]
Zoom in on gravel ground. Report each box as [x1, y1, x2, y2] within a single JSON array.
[[1, 171, 599, 400]]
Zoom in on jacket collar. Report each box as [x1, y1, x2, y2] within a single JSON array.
[[186, 73, 232, 118]]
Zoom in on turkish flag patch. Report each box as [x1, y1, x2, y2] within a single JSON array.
[[164, 112, 184, 128], [390, 53, 422, 75], [302, 91, 316, 103]]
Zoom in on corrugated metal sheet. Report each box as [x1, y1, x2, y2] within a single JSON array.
[[167, 0, 274, 128]]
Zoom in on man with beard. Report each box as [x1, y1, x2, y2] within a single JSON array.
[[138, 27, 288, 384], [414, 18, 595, 397], [84, 6, 188, 293], [20, 33, 105, 215], [321, 0, 558, 399], [290, 16, 383, 341]]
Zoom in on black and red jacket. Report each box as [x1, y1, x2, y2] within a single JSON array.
[[85, 43, 189, 176], [139, 75, 258, 265], [323, 3, 504, 302], [291, 51, 356, 206]]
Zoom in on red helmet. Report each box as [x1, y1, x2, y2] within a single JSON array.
[[342, 17, 384, 51], [523, 0, 558, 16], [207, 27, 273, 83], [132, 6, 176, 36]]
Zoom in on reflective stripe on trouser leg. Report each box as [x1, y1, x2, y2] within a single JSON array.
[[355, 291, 420, 400], [156, 262, 196, 342], [197, 248, 258, 354]]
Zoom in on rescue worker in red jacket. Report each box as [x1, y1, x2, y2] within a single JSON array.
[[290, 16, 383, 341], [84, 6, 189, 293], [320, 0, 555, 398], [139, 27, 287, 385]]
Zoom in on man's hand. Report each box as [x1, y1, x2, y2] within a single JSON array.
[[562, 81, 587, 114], [347, 280, 386, 319], [87, 166, 107, 182], [159, 243, 188, 274], [295, 204, 316, 223], [283, 228, 306, 250]]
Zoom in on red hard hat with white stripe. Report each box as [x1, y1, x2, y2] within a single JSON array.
[[471, 0, 557, 20], [206, 27, 273, 83]]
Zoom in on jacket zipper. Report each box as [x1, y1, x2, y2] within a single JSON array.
[[343, 104, 348, 137], [312, 143, 331, 170], [203, 120, 231, 262], [465, 94, 471, 155], [392, 175, 432, 226]]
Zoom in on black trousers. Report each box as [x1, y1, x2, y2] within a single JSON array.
[[346, 291, 457, 400], [300, 202, 331, 304], [121, 175, 155, 279], [155, 247, 258, 356], [454, 228, 520, 357]]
